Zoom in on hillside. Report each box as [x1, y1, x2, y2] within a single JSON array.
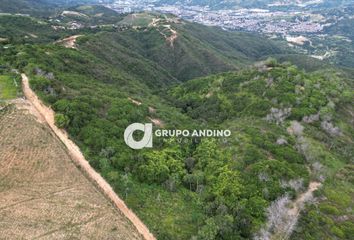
[[0, 14, 66, 44], [0, 0, 54, 16], [10, 47, 353, 239], [0, 58, 144, 239], [0, 11, 286, 86], [0, 2, 353, 240], [57, 4, 124, 26], [0, 0, 108, 15], [169, 60, 354, 239], [5, 43, 199, 239], [79, 13, 284, 82]]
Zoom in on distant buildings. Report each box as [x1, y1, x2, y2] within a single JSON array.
[[106, 1, 326, 35]]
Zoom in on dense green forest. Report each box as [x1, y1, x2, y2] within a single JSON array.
[[169, 61, 354, 239], [0, 2, 353, 240], [78, 15, 285, 82]]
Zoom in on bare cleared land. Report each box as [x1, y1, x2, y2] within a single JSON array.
[[0, 101, 143, 240], [55, 35, 83, 49]]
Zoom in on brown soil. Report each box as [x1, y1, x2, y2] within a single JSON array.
[[282, 181, 321, 240], [0, 102, 143, 239], [288, 181, 322, 217], [148, 117, 165, 128], [128, 97, 142, 106], [165, 26, 178, 47], [56, 35, 83, 49], [149, 18, 178, 47]]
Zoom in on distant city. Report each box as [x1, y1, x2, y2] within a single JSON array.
[[104, 0, 328, 35], [100, 0, 354, 65]]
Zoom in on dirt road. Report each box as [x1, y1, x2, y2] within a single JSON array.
[[21, 74, 156, 240], [165, 25, 178, 47]]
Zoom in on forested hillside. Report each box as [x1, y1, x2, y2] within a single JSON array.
[[169, 60, 354, 239], [78, 13, 284, 82], [0, 0, 108, 15], [1, 2, 353, 240]]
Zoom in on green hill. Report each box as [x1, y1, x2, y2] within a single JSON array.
[[6, 41, 352, 239], [0, 0, 111, 16], [0, 15, 66, 44], [0, 0, 55, 16], [80, 13, 285, 82], [58, 5, 124, 26], [169, 60, 354, 239], [1, 11, 286, 86]]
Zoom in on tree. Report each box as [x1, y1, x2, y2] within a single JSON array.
[[139, 147, 186, 184], [212, 166, 243, 209], [183, 170, 205, 191], [54, 113, 69, 128], [197, 218, 219, 240]]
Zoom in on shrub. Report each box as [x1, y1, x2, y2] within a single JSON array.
[[54, 113, 70, 128]]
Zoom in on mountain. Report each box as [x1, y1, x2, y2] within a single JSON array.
[[79, 12, 285, 83], [0, 10, 285, 87], [1, 1, 353, 240], [0, 0, 113, 16], [0, 0, 54, 16], [57, 4, 125, 26], [6, 45, 352, 239]]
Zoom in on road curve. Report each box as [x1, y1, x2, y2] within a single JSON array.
[[21, 74, 156, 240]]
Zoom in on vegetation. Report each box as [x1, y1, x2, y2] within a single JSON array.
[[0, 2, 353, 240], [0, 15, 65, 44], [58, 5, 125, 26], [0, 75, 20, 100], [169, 60, 354, 239], [79, 12, 285, 82], [0, 0, 106, 16], [0, 0, 55, 16], [13, 45, 353, 239]]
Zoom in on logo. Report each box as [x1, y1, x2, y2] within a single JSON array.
[[124, 123, 153, 149], [124, 123, 232, 150]]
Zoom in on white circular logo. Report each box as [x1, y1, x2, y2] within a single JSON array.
[[124, 123, 153, 149]]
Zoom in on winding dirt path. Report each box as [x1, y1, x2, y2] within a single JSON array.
[[165, 26, 178, 47], [288, 181, 321, 217], [282, 181, 322, 240], [21, 74, 156, 240]]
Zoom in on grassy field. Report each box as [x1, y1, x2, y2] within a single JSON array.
[[0, 75, 18, 100]]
